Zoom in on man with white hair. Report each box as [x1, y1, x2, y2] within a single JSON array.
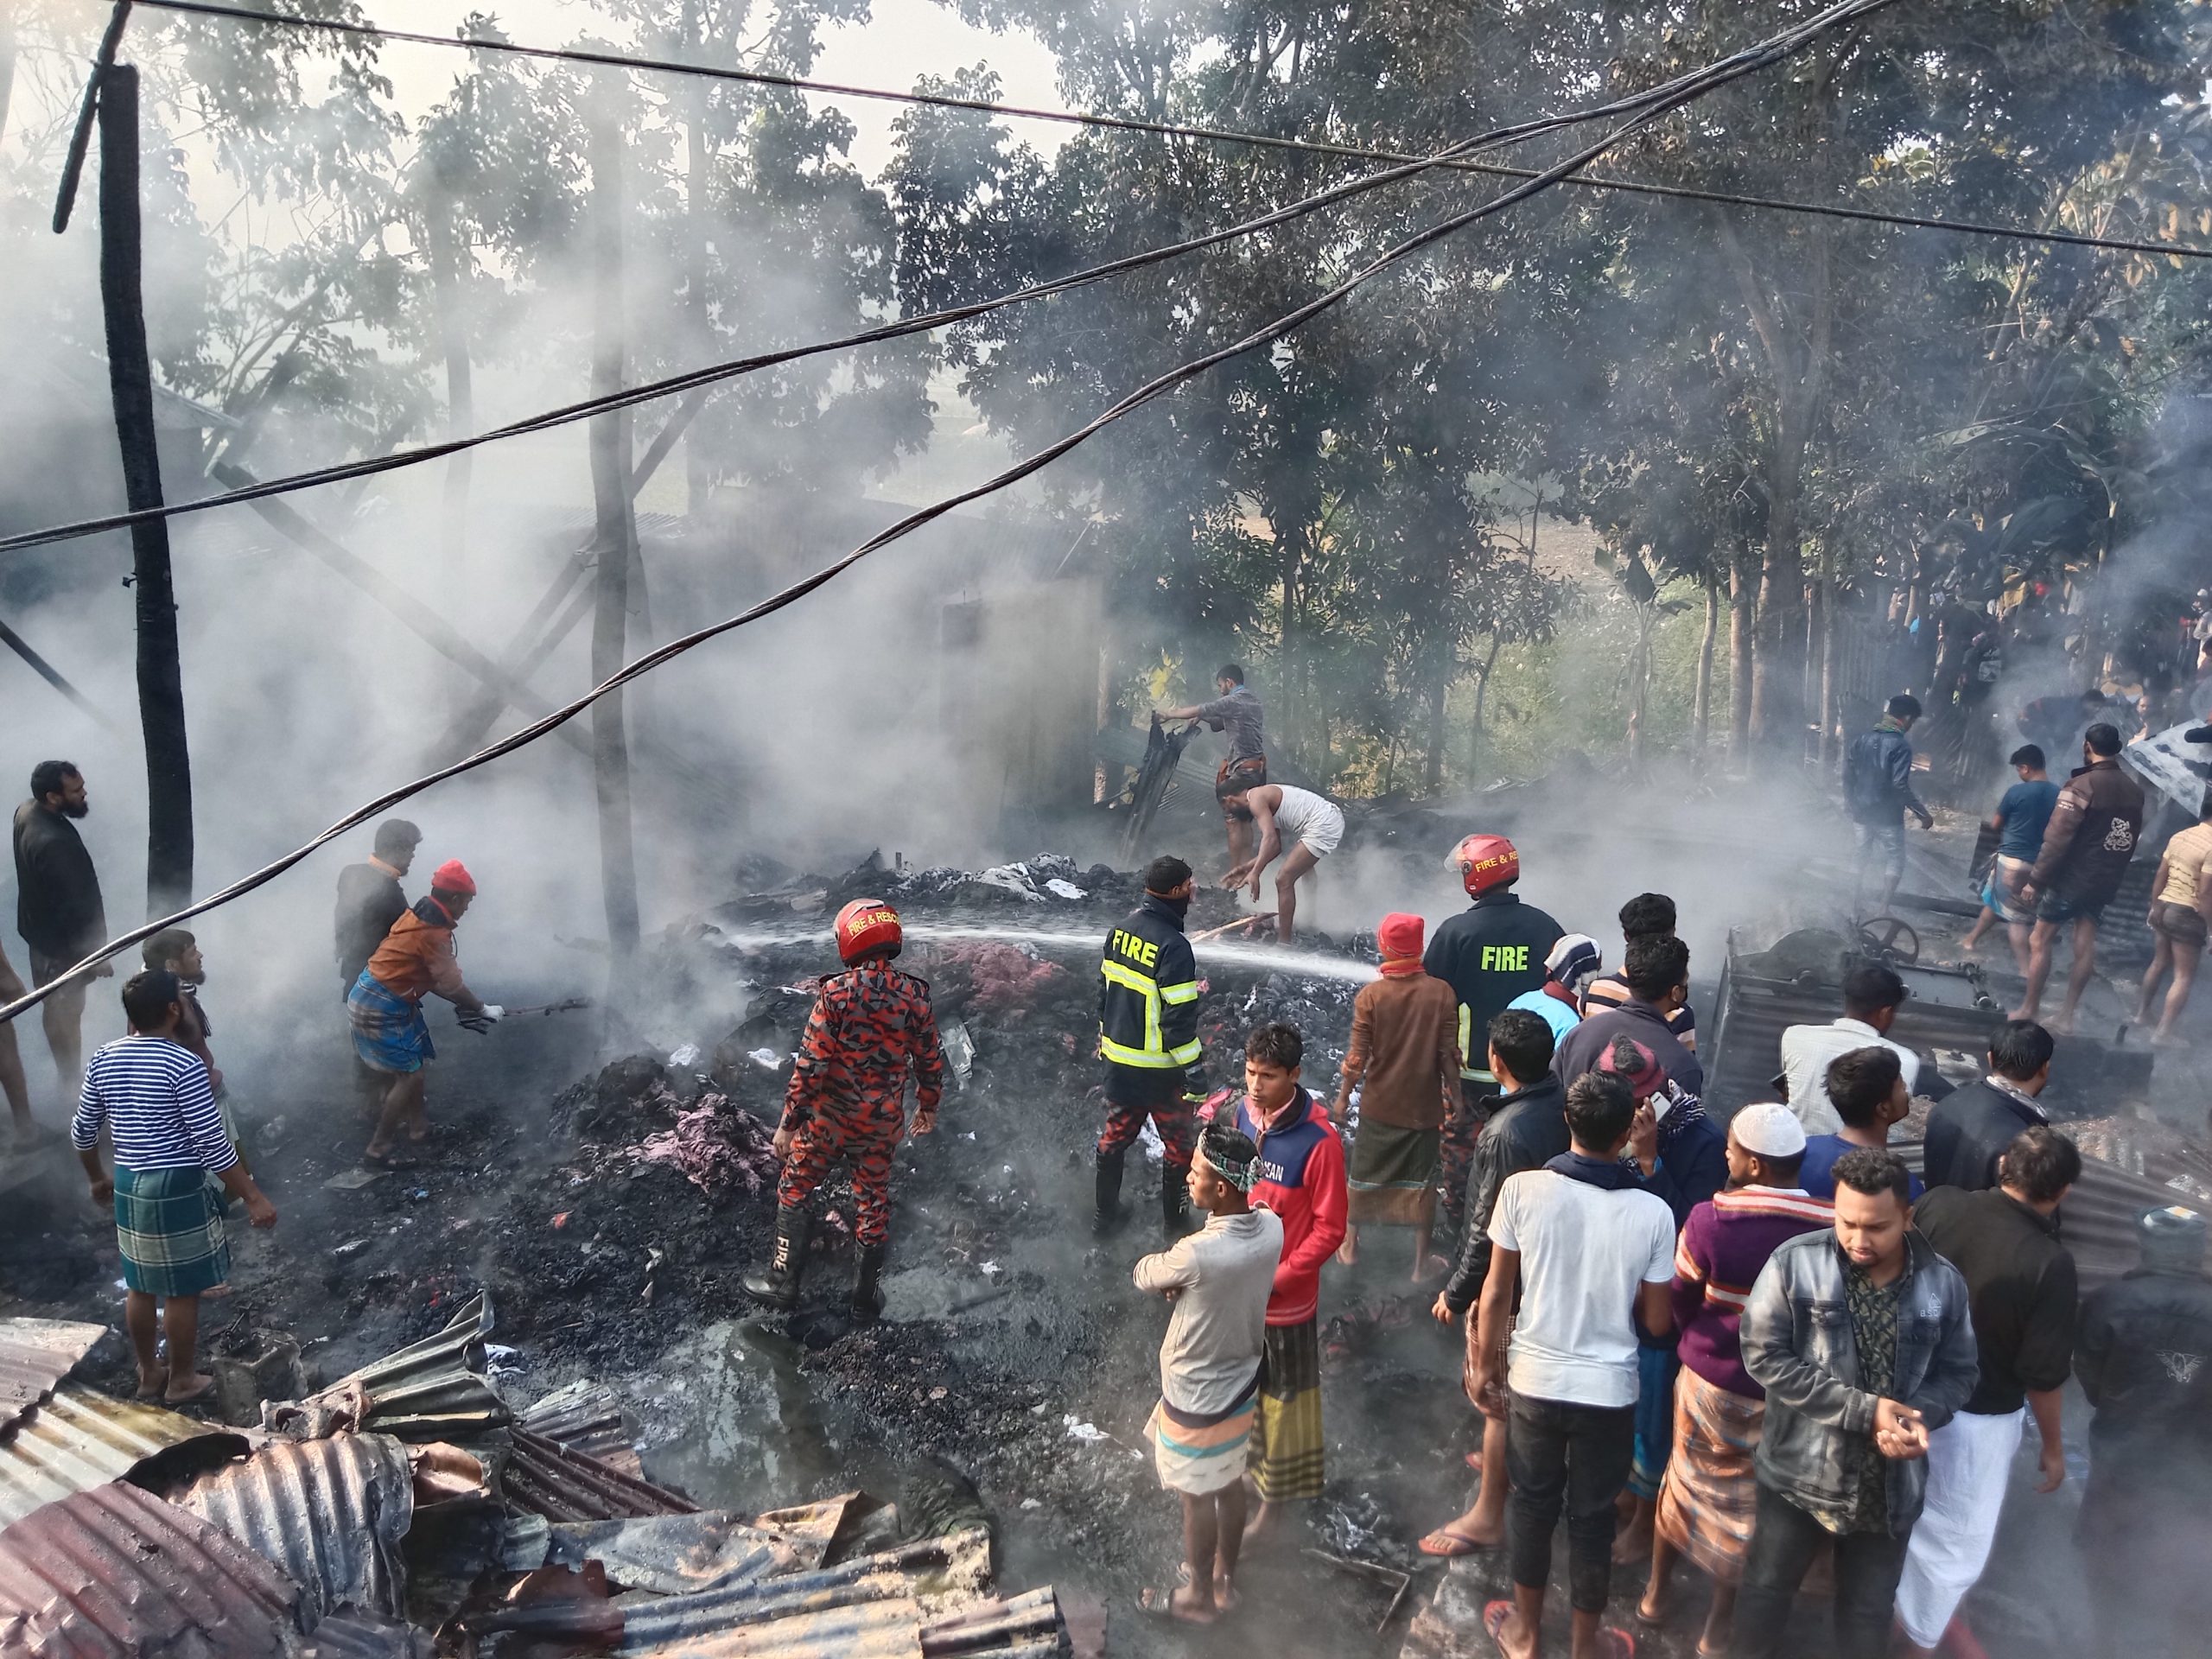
[[1638, 1102, 1831, 1657]]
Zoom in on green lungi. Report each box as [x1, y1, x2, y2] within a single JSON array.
[[1253, 1318, 1325, 1502], [1345, 1122, 1440, 1225], [115, 1164, 231, 1297]]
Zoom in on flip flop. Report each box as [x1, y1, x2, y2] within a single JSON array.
[[1632, 1594, 1666, 1628], [164, 1376, 218, 1407], [1136, 1584, 1216, 1625], [1420, 1526, 1491, 1558], [134, 1365, 169, 1402], [1484, 1601, 1516, 1650], [361, 1148, 419, 1172]]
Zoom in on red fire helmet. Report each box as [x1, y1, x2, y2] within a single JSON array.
[[834, 899, 904, 964], [1449, 834, 1519, 896]]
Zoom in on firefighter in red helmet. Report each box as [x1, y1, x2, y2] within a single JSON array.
[[743, 899, 945, 1318], [1423, 836, 1563, 1239]]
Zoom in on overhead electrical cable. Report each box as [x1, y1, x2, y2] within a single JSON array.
[[1, 0, 1900, 1025], [132, 0, 2212, 264], [9, 0, 1875, 557]]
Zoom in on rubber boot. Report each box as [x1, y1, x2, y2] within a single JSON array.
[[852, 1242, 887, 1321], [1161, 1162, 1192, 1235], [742, 1205, 811, 1311], [1093, 1148, 1128, 1235]]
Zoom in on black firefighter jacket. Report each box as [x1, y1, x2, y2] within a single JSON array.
[[1099, 894, 1202, 1077]]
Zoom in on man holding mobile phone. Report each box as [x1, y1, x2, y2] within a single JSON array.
[[1731, 1148, 1980, 1659]]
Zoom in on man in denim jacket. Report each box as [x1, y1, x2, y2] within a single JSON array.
[[1731, 1147, 1979, 1659]]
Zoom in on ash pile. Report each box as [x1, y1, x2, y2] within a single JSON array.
[[0, 1301, 1069, 1656]]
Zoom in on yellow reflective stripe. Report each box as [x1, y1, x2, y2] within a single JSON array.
[[1459, 1004, 1478, 1079], [1166, 1037, 1203, 1065], [1101, 958, 1164, 1057], [1160, 981, 1200, 1005], [1103, 1036, 1183, 1068]]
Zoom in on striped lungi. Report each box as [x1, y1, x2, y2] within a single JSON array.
[[347, 969, 434, 1075], [1253, 1319, 1325, 1501], [1982, 855, 2034, 925], [1654, 1368, 1764, 1584], [1464, 1308, 1513, 1410], [115, 1164, 231, 1298], [1346, 1122, 1440, 1226], [1147, 1369, 1262, 1496]]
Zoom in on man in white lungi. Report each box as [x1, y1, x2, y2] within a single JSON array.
[[1216, 780, 1345, 944], [1896, 1126, 2080, 1655]]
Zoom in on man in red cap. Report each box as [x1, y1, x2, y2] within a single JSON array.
[[746, 899, 944, 1318], [346, 857, 499, 1166], [1334, 912, 1460, 1281], [1424, 835, 1563, 1243]]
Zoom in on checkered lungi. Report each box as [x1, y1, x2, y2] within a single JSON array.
[[347, 970, 434, 1075], [115, 1164, 231, 1297], [1654, 1367, 1765, 1584], [1252, 1318, 1325, 1502]]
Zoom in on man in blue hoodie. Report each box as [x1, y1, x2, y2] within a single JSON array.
[[1843, 695, 1935, 910]]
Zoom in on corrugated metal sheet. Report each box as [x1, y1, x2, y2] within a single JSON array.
[[546, 1511, 820, 1595], [299, 1613, 435, 1657], [0, 1387, 246, 1528], [170, 1433, 415, 1624], [626, 1594, 920, 1658], [516, 1380, 639, 1475], [0, 1321, 106, 1430], [503, 1427, 696, 1522], [293, 1293, 509, 1443], [0, 1479, 300, 1656]]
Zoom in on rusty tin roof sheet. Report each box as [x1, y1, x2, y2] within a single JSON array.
[[171, 1433, 416, 1624], [515, 1381, 639, 1475], [502, 1427, 696, 1522], [0, 1479, 301, 1656], [302, 1293, 509, 1442], [0, 1322, 106, 1433], [0, 1388, 245, 1529]]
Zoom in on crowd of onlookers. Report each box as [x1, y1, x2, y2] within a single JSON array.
[[1118, 843, 2212, 1659]]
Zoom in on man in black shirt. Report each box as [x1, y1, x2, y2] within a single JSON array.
[[1922, 1019, 2053, 1192], [2076, 1205, 2212, 1658], [1898, 1128, 2079, 1656], [12, 760, 110, 1110], [1554, 936, 1703, 1096], [334, 820, 423, 992]]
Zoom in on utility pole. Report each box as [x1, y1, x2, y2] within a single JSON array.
[[99, 64, 194, 916], [588, 101, 641, 967]]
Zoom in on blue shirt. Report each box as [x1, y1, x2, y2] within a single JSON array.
[[1994, 779, 2061, 861], [1799, 1133, 1923, 1203], [1507, 987, 1581, 1043]]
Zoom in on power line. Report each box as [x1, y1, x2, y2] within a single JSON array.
[[134, 0, 2212, 264], [4, 0, 1834, 558], [2, 0, 1898, 1025]]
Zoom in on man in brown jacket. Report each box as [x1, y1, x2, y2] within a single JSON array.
[[1335, 912, 1461, 1280], [2015, 723, 2145, 1031]]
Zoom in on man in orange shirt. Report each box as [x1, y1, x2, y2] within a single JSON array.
[[346, 859, 499, 1166]]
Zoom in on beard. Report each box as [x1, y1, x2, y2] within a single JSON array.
[[61, 800, 89, 820]]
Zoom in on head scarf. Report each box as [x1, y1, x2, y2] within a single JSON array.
[[1195, 1124, 1262, 1193], [1597, 1035, 1665, 1102], [1377, 912, 1426, 976], [1545, 933, 1602, 997]]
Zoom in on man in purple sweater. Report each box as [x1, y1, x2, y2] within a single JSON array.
[[1637, 1103, 1831, 1656]]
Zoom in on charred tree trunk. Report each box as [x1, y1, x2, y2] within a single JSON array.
[[99, 67, 193, 917], [588, 111, 641, 965], [1422, 664, 1449, 795], [425, 193, 474, 566], [1693, 572, 1719, 755]]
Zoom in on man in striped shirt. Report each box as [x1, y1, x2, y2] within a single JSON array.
[[73, 970, 277, 1405], [1638, 1103, 1830, 1656]]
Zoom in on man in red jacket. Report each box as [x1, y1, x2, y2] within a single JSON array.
[[1232, 1021, 1348, 1539]]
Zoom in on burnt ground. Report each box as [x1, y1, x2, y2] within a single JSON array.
[[0, 852, 2123, 1659]]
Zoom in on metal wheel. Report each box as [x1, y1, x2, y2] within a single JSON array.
[[1857, 917, 1921, 966]]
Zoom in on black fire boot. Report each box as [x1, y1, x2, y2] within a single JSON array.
[[1161, 1163, 1192, 1235], [1093, 1149, 1128, 1235], [742, 1205, 812, 1311], [852, 1242, 887, 1321]]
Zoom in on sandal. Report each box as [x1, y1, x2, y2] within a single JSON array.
[[164, 1375, 218, 1407], [361, 1148, 419, 1172], [1419, 1526, 1491, 1558], [1136, 1583, 1217, 1625], [134, 1365, 170, 1402]]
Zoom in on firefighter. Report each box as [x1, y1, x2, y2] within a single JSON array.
[[1097, 855, 1206, 1234], [744, 899, 944, 1319], [1423, 835, 1564, 1237]]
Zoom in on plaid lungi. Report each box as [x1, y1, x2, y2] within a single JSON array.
[[1346, 1122, 1440, 1226], [115, 1164, 231, 1297], [1253, 1319, 1325, 1502], [1654, 1367, 1765, 1584], [1148, 1368, 1262, 1496], [347, 969, 435, 1075]]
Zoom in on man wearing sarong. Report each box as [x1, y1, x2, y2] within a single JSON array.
[[1160, 664, 1267, 873], [1232, 1022, 1345, 1539], [72, 970, 276, 1405], [347, 860, 499, 1166], [1638, 1102, 1829, 1657], [1897, 1128, 2078, 1656], [1134, 1124, 1283, 1624], [1333, 912, 1459, 1280], [1958, 746, 2056, 974]]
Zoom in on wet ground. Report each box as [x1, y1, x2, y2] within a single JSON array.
[[0, 854, 2185, 1659]]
